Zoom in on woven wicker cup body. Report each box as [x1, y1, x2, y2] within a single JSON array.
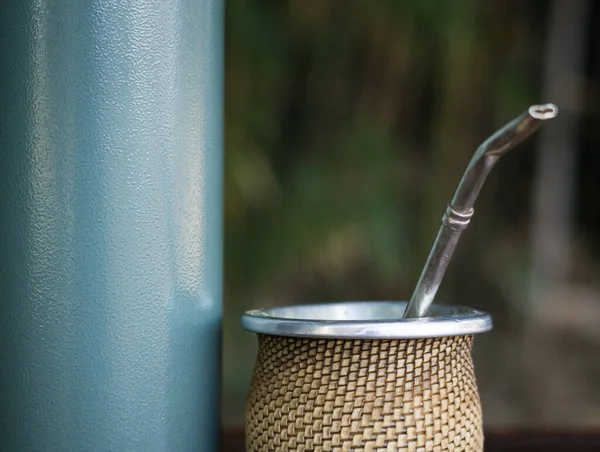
[[242, 301, 492, 452]]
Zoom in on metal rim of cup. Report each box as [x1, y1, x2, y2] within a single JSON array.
[[241, 301, 492, 339]]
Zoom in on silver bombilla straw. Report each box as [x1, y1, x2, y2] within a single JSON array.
[[403, 104, 559, 319]]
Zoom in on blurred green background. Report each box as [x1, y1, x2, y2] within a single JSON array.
[[223, 0, 600, 428]]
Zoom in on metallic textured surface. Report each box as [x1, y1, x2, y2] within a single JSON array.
[[246, 334, 483, 451], [404, 104, 558, 319], [0, 1, 223, 451], [242, 301, 492, 339]]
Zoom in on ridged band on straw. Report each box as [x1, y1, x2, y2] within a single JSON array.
[[442, 205, 474, 232]]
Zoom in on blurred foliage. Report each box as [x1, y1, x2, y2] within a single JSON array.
[[222, 0, 599, 426]]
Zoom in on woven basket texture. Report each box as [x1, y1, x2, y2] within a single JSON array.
[[246, 334, 483, 451]]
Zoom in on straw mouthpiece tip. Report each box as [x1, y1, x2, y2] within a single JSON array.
[[529, 103, 558, 120]]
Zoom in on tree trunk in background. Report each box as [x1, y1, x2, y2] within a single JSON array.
[[524, 0, 590, 424], [528, 0, 589, 312]]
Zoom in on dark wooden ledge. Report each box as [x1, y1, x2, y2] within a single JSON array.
[[222, 428, 600, 451]]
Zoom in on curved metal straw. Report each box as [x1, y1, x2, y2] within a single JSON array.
[[403, 104, 559, 319]]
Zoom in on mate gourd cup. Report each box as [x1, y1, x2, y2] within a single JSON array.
[[242, 301, 492, 451], [240, 103, 557, 451]]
